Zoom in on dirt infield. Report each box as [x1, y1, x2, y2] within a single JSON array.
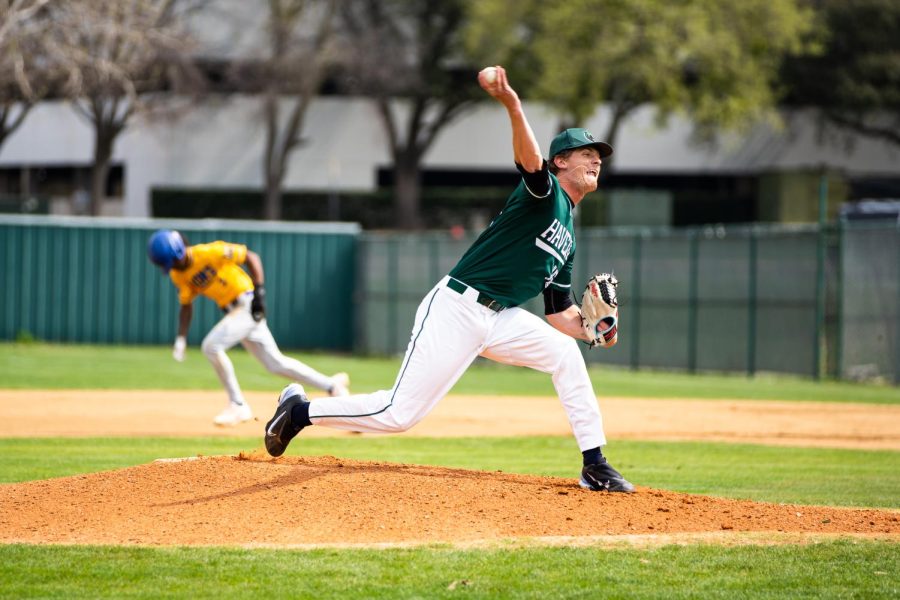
[[0, 454, 897, 548], [2, 389, 899, 450], [1, 390, 898, 548]]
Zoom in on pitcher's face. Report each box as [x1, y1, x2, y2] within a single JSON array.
[[558, 147, 602, 195]]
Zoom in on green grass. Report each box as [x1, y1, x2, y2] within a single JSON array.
[[1, 342, 898, 403], [2, 342, 898, 598], [1, 437, 897, 509], [0, 540, 897, 599]]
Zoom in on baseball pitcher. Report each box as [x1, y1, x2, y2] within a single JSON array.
[[263, 66, 634, 492], [147, 229, 350, 426]]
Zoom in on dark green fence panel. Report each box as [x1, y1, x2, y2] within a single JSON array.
[[840, 221, 900, 383], [0, 216, 359, 350], [696, 231, 751, 373], [356, 232, 476, 355], [753, 227, 819, 376], [636, 233, 693, 370]]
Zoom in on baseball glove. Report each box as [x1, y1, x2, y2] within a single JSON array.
[[580, 273, 619, 348]]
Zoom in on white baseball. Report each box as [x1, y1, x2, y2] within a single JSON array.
[[481, 66, 497, 84]]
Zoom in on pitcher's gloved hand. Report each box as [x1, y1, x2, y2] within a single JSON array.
[[580, 273, 619, 348], [251, 285, 266, 322]]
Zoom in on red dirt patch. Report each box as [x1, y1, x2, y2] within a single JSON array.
[[0, 455, 897, 548], [2, 390, 898, 547]]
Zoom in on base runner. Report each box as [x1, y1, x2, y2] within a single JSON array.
[[263, 66, 634, 492], [147, 229, 350, 426]]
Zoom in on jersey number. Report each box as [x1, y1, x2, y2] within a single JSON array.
[[191, 266, 217, 289]]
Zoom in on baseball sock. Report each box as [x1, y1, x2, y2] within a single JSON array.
[[290, 401, 313, 428], [582, 447, 603, 466]]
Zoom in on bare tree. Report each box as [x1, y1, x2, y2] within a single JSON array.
[[0, 0, 52, 151], [0, 0, 49, 49], [40, 0, 204, 215], [251, 0, 338, 221], [338, 0, 485, 230]]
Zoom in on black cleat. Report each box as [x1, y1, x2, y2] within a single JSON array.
[[579, 458, 636, 493], [264, 383, 308, 457]]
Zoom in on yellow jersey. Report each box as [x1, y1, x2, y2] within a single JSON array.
[[169, 241, 254, 308]]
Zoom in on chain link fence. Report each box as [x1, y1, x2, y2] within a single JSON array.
[[840, 221, 900, 383], [356, 221, 899, 383]]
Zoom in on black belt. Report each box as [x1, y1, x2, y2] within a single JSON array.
[[446, 277, 506, 313], [222, 292, 252, 313]]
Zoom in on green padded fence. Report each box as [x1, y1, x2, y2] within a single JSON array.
[[4, 215, 897, 383], [0, 215, 359, 350]]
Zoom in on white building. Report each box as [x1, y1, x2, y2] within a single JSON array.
[[1, 0, 898, 224], [2, 95, 897, 223]]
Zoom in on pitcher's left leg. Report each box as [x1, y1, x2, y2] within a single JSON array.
[[480, 308, 606, 451], [480, 309, 636, 492]]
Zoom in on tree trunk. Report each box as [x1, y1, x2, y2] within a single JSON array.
[[262, 90, 286, 222], [0, 103, 30, 153], [264, 168, 284, 221], [90, 127, 114, 216], [393, 154, 423, 230], [600, 104, 631, 173]]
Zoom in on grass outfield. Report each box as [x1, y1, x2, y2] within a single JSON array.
[[1, 541, 897, 599], [1, 342, 898, 403], [1, 342, 897, 598]]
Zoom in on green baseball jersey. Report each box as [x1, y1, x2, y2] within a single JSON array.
[[449, 163, 575, 307]]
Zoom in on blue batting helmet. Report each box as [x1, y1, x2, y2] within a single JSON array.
[[147, 229, 186, 273]]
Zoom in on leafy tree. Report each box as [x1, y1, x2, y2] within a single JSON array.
[[781, 0, 900, 146], [467, 0, 815, 165], [337, 0, 487, 230]]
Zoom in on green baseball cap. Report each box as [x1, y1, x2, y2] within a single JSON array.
[[549, 128, 613, 160]]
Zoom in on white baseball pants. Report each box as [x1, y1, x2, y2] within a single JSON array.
[[308, 276, 607, 451], [201, 292, 335, 406]]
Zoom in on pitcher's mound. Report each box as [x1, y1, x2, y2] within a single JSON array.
[[0, 454, 897, 548]]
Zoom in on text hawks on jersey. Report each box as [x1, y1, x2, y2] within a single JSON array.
[[537, 218, 573, 289]]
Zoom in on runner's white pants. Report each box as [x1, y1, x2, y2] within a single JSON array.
[[309, 276, 607, 451], [201, 292, 335, 407]]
